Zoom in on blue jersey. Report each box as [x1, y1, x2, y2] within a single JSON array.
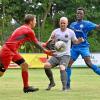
[[70, 20, 96, 47]]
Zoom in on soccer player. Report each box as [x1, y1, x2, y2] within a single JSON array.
[[44, 17, 84, 91], [0, 14, 53, 93], [66, 7, 100, 89]]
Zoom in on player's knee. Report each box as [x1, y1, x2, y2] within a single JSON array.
[[60, 65, 66, 71], [44, 62, 51, 68], [0, 65, 6, 76], [21, 62, 28, 71], [68, 59, 74, 67], [86, 62, 92, 68], [0, 71, 4, 77]]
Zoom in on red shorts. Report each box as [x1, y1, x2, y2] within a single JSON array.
[[0, 45, 24, 70]]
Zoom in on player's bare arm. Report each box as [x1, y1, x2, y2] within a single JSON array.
[[73, 37, 84, 44], [46, 32, 55, 44], [34, 41, 55, 56], [42, 32, 55, 47], [96, 24, 100, 29]]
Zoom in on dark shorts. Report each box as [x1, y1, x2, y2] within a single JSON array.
[[48, 55, 70, 67]]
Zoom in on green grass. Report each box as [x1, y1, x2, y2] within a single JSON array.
[[0, 68, 100, 100]]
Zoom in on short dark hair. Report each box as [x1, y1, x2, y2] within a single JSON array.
[[77, 7, 85, 13], [24, 14, 36, 24]]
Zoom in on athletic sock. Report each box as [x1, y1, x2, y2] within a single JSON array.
[[60, 70, 67, 89], [91, 64, 100, 75], [44, 68, 54, 84], [22, 71, 29, 88], [66, 67, 71, 86]]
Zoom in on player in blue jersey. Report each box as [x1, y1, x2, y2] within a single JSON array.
[[66, 7, 100, 89]]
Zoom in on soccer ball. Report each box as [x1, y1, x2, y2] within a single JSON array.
[[55, 41, 66, 52]]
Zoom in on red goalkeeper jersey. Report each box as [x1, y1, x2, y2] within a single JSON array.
[[5, 24, 38, 51]]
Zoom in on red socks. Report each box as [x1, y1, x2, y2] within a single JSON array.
[[22, 71, 29, 88]]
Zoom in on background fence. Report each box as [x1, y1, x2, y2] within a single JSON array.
[[8, 53, 100, 68]]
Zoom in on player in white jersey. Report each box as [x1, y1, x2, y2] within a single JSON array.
[[44, 17, 84, 91]]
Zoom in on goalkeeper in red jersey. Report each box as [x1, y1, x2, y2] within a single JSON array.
[[0, 14, 53, 93]]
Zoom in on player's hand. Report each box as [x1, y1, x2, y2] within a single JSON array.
[[42, 43, 47, 47], [78, 37, 84, 42], [41, 40, 54, 49], [44, 49, 56, 56], [41, 41, 50, 48]]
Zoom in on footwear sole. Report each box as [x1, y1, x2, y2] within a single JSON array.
[[24, 88, 39, 93]]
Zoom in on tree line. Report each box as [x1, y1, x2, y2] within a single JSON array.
[[0, 0, 100, 52]]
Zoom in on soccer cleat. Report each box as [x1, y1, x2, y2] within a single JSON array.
[[23, 86, 39, 93], [46, 83, 55, 90], [66, 81, 71, 90], [62, 87, 68, 92], [62, 85, 71, 91]]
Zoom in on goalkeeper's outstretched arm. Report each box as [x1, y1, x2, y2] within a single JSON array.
[[33, 41, 54, 56]]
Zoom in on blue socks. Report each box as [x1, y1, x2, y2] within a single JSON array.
[[91, 64, 100, 75], [66, 67, 71, 88], [65, 64, 100, 89]]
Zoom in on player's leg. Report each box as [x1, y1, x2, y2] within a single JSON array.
[[84, 57, 100, 75], [0, 46, 12, 77], [0, 63, 6, 77], [44, 56, 58, 90], [20, 62, 39, 93], [12, 53, 39, 93], [81, 47, 100, 75], [59, 55, 70, 91], [0, 58, 6, 77], [65, 59, 74, 89], [59, 65, 67, 91], [66, 48, 79, 89]]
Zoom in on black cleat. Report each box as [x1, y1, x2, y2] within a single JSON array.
[[62, 87, 68, 92], [62, 86, 71, 92], [23, 86, 39, 93], [46, 83, 55, 91]]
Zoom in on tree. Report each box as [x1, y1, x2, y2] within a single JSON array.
[[0, 0, 100, 52]]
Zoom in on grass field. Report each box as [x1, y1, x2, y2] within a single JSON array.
[[0, 68, 100, 100]]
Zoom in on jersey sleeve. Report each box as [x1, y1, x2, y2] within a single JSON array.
[[70, 30, 77, 42], [69, 23, 74, 30], [28, 29, 39, 43], [85, 21, 97, 32], [48, 30, 56, 41]]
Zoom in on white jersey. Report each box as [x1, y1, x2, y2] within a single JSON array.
[[51, 28, 77, 57]]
